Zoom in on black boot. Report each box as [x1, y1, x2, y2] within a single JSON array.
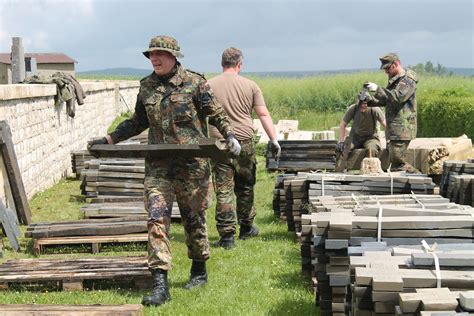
[[183, 260, 208, 290], [239, 224, 259, 240], [212, 234, 235, 249], [142, 269, 171, 306]]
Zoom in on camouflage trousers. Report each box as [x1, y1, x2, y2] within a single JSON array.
[[212, 139, 257, 237], [352, 135, 381, 158], [144, 158, 211, 271], [388, 140, 416, 172]]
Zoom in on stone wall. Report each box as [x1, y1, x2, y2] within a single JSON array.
[[0, 80, 139, 200]]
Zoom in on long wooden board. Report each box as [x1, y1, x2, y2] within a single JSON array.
[[0, 304, 143, 316], [89, 138, 229, 161], [0, 121, 31, 225]]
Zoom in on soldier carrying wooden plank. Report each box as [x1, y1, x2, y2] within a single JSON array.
[[88, 35, 239, 307]]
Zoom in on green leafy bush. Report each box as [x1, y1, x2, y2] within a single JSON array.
[[418, 88, 474, 139]]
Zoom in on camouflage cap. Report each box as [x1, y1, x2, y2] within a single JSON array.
[[379, 52, 399, 69], [143, 35, 184, 59]]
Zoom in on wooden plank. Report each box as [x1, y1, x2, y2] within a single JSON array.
[[0, 121, 31, 224], [0, 304, 144, 315], [89, 138, 229, 161], [0, 201, 20, 251]]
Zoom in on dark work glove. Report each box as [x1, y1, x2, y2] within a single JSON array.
[[336, 142, 345, 152], [87, 137, 108, 157], [226, 134, 241, 157], [269, 139, 281, 159]]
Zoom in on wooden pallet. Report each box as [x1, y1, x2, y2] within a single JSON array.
[[32, 234, 148, 256], [0, 257, 151, 291], [0, 304, 143, 316], [25, 217, 148, 238]]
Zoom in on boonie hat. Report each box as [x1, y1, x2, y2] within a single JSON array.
[[143, 35, 184, 59], [379, 52, 399, 69]]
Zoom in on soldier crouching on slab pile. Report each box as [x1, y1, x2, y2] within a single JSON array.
[[87, 35, 240, 307], [335, 91, 386, 172], [364, 52, 419, 173]]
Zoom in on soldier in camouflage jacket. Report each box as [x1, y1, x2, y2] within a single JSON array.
[[365, 53, 419, 173], [88, 35, 239, 306]]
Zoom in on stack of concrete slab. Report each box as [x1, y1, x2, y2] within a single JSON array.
[[440, 160, 474, 206], [299, 195, 473, 316], [352, 249, 474, 316], [266, 140, 337, 171], [285, 173, 434, 236], [306, 173, 436, 197]]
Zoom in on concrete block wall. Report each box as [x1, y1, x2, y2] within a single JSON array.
[[0, 80, 139, 199]]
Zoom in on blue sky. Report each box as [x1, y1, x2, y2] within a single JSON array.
[[1, 0, 472, 72]]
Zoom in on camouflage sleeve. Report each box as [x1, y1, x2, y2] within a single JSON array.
[[195, 81, 233, 138], [109, 94, 149, 143], [374, 77, 416, 109]]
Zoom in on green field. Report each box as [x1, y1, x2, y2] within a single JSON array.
[[80, 71, 474, 137]]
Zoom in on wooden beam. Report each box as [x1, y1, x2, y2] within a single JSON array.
[[88, 138, 229, 161], [0, 121, 31, 225]]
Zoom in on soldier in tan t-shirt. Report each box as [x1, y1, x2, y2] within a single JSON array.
[[336, 92, 386, 171], [208, 47, 280, 249]]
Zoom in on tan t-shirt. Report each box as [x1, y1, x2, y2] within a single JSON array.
[[343, 104, 385, 138], [208, 73, 266, 140]]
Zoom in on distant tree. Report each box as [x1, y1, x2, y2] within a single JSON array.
[[435, 63, 447, 76], [408, 61, 448, 76], [424, 61, 434, 74], [411, 63, 425, 74]]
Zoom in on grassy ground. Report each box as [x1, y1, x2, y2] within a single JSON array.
[[0, 157, 317, 315]]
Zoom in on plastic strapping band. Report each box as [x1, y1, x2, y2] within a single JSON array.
[[411, 191, 425, 209], [321, 174, 325, 197], [377, 200, 383, 242], [421, 240, 441, 288], [352, 193, 360, 207], [387, 164, 394, 196]]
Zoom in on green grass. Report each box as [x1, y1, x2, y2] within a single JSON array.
[[0, 158, 316, 315]]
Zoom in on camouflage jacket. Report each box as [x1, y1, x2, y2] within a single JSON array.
[[110, 63, 233, 145], [371, 68, 418, 141]]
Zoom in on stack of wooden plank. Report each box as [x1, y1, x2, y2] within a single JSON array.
[[71, 132, 148, 177], [0, 256, 151, 291], [25, 217, 148, 255], [272, 173, 296, 220], [70, 150, 94, 177], [352, 248, 474, 315], [266, 140, 337, 172], [440, 160, 474, 206], [80, 159, 179, 219], [80, 158, 146, 197], [300, 196, 473, 316], [283, 176, 308, 233]]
